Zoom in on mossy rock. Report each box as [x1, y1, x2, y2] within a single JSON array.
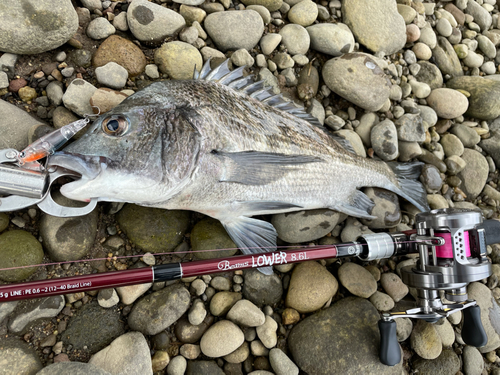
[[0, 213, 9, 232], [190, 218, 237, 260], [0, 230, 44, 282], [116, 204, 190, 252]]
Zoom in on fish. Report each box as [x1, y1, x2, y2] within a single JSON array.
[[48, 59, 429, 274]]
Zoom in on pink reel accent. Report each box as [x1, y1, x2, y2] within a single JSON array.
[[434, 231, 471, 258]]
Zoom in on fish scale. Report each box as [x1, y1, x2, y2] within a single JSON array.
[[48, 59, 429, 275]]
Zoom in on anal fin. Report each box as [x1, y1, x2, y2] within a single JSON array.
[[335, 190, 376, 219], [221, 216, 277, 275]]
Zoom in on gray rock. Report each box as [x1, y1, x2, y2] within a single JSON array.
[[0, 71, 8, 89], [62, 78, 97, 116], [463, 50, 484, 68], [179, 26, 199, 45], [231, 49, 255, 67], [463, 345, 484, 375], [0, 99, 46, 150], [447, 76, 500, 120], [174, 0, 205, 5], [145, 64, 159, 79], [412, 349, 460, 375], [52, 106, 78, 129], [36, 362, 111, 375], [46, 81, 64, 105], [419, 164, 443, 193], [200, 320, 245, 357], [340, 217, 373, 242], [419, 23, 437, 49], [97, 288, 120, 308], [465, 0, 492, 31], [116, 282, 152, 305], [322, 53, 391, 111], [260, 33, 282, 55], [432, 37, 463, 77], [7, 296, 64, 334], [288, 0, 318, 27], [272, 209, 344, 243], [86, 17, 116, 40], [306, 23, 354, 56], [396, 318, 413, 342], [426, 88, 469, 119], [480, 130, 500, 168], [0, 230, 44, 282], [0, 337, 42, 374], [0, 0, 78, 54], [174, 316, 212, 343], [269, 348, 299, 375], [40, 191, 98, 262], [190, 217, 237, 260], [380, 272, 408, 302], [95, 62, 128, 89], [128, 284, 190, 335], [210, 276, 231, 291], [209, 292, 242, 317], [279, 24, 310, 55], [154, 41, 202, 80], [127, 0, 186, 42], [188, 299, 207, 326], [395, 114, 426, 142], [467, 282, 500, 353], [227, 300, 265, 327], [338, 262, 377, 298], [416, 105, 437, 127], [186, 361, 224, 375], [457, 149, 489, 200], [243, 269, 283, 307], [113, 11, 129, 32], [246, 5, 272, 24], [89, 332, 152, 375], [449, 124, 480, 148], [371, 119, 398, 161], [436, 18, 452, 37], [289, 298, 402, 373], [334, 129, 366, 157], [0, 53, 18, 76], [342, 0, 405, 55], [273, 52, 294, 69], [369, 291, 394, 312], [0, 301, 18, 324], [440, 134, 464, 157], [204, 10, 264, 51], [477, 35, 496, 59], [256, 315, 278, 349], [434, 318, 454, 347], [63, 301, 125, 353], [80, 0, 102, 11], [398, 141, 422, 162]]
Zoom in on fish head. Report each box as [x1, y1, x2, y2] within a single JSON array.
[[48, 85, 201, 205]]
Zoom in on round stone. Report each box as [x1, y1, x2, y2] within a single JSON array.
[[285, 261, 338, 313], [413, 42, 432, 60], [369, 291, 394, 312], [279, 24, 310, 56], [396, 318, 413, 342], [87, 17, 116, 40], [200, 320, 244, 357], [0, 213, 8, 232], [209, 291, 242, 316], [360, 188, 401, 229], [241, 0, 283, 12], [380, 272, 408, 302], [322, 53, 391, 111], [287, 0, 318, 27], [432, 36, 463, 77], [406, 24, 421, 43], [457, 149, 489, 200], [463, 346, 484, 375], [154, 41, 202, 80], [272, 209, 344, 243], [116, 204, 190, 252], [92, 35, 147, 77], [426, 88, 469, 119], [415, 61, 443, 90], [204, 10, 264, 52], [62, 78, 97, 116], [440, 133, 464, 157], [256, 315, 278, 349], [127, 0, 186, 42], [0, 338, 42, 374], [412, 349, 460, 375], [190, 218, 237, 260], [243, 269, 283, 307], [227, 300, 265, 327], [95, 62, 128, 89], [0, 230, 43, 282], [0, 0, 78, 54], [338, 262, 377, 298], [370, 119, 398, 161], [436, 18, 452, 37], [343, 0, 406, 55], [224, 342, 250, 364], [411, 320, 442, 359], [306, 23, 355, 56]]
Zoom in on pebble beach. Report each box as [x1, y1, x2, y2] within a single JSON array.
[[1, 0, 500, 374]]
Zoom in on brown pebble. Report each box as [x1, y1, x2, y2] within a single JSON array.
[[282, 308, 300, 325], [68, 38, 83, 49], [53, 353, 70, 363], [8, 78, 27, 92], [34, 71, 45, 79], [51, 69, 63, 82]]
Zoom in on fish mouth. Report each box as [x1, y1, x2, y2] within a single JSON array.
[[48, 152, 105, 180]]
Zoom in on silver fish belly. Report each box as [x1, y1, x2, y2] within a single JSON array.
[[49, 60, 429, 275]]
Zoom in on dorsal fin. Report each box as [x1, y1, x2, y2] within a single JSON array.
[[195, 59, 322, 127]]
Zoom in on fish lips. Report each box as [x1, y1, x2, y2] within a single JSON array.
[[48, 152, 107, 180]]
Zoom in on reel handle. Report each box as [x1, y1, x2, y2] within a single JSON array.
[[462, 305, 487, 347], [378, 319, 401, 366]]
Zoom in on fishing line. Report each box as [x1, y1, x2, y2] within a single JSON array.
[[0, 240, 424, 272]]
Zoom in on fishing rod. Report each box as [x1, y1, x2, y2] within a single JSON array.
[[1, 131, 500, 366]]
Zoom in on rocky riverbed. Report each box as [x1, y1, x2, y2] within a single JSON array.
[[1, 0, 500, 374]]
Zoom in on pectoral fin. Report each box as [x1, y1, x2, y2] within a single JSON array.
[[221, 216, 278, 275], [213, 150, 323, 185]]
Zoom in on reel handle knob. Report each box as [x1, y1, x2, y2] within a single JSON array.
[[378, 319, 401, 366], [462, 305, 487, 347]]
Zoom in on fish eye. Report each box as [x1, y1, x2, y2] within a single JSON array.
[[102, 116, 128, 136]]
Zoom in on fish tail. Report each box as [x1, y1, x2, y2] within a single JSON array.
[[385, 162, 430, 213]]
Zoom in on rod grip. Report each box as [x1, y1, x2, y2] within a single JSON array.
[[478, 220, 500, 245], [378, 319, 401, 366], [462, 305, 487, 347]]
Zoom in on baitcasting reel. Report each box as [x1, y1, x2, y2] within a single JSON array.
[[378, 208, 495, 366]]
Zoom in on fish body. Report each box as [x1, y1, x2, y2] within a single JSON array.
[[49, 61, 428, 274]]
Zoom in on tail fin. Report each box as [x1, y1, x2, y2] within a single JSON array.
[[387, 162, 430, 213]]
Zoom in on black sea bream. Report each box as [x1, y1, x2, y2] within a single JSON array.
[[49, 60, 429, 274]]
